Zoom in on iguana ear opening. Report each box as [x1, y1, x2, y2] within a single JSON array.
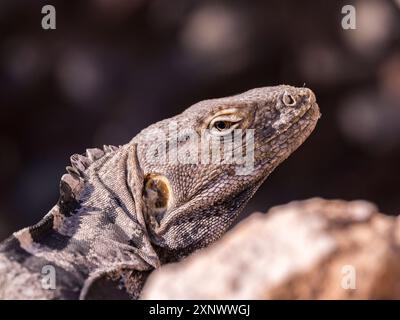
[[127, 144, 161, 268], [143, 174, 173, 229]]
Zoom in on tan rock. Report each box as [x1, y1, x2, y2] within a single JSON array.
[[141, 198, 400, 299]]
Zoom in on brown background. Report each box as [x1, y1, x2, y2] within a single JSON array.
[[0, 0, 399, 239]]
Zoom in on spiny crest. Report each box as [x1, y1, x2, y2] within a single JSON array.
[[13, 145, 122, 245], [66, 144, 120, 178], [59, 144, 120, 214]]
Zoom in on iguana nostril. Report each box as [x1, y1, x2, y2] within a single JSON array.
[[282, 92, 296, 106]]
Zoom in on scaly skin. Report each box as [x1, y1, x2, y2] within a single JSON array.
[[0, 85, 320, 299]]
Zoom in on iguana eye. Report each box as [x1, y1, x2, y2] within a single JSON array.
[[214, 120, 230, 131], [209, 114, 241, 136]]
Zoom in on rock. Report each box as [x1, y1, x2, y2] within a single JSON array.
[[141, 198, 400, 299]]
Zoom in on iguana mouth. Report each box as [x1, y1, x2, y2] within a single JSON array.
[[296, 102, 320, 127], [284, 101, 320, 140], [253, 101, 320, 174], [258, 101, 320, 153]]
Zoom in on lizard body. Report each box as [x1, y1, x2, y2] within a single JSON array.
[[0, 85, 320, 299]]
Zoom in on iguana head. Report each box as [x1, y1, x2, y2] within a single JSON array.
[[136, 85, 320, 258]]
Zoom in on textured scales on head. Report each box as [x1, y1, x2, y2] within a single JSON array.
[[0, 85, 320, 299], [136, 85, 320, 259]]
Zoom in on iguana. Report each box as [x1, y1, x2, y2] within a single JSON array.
[[0, 85, 320, 299]]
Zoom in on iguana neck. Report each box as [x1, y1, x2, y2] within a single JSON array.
[[6, 144, 159, 299]]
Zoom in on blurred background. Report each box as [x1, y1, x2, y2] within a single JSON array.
[[0, 0, 399, 239]]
